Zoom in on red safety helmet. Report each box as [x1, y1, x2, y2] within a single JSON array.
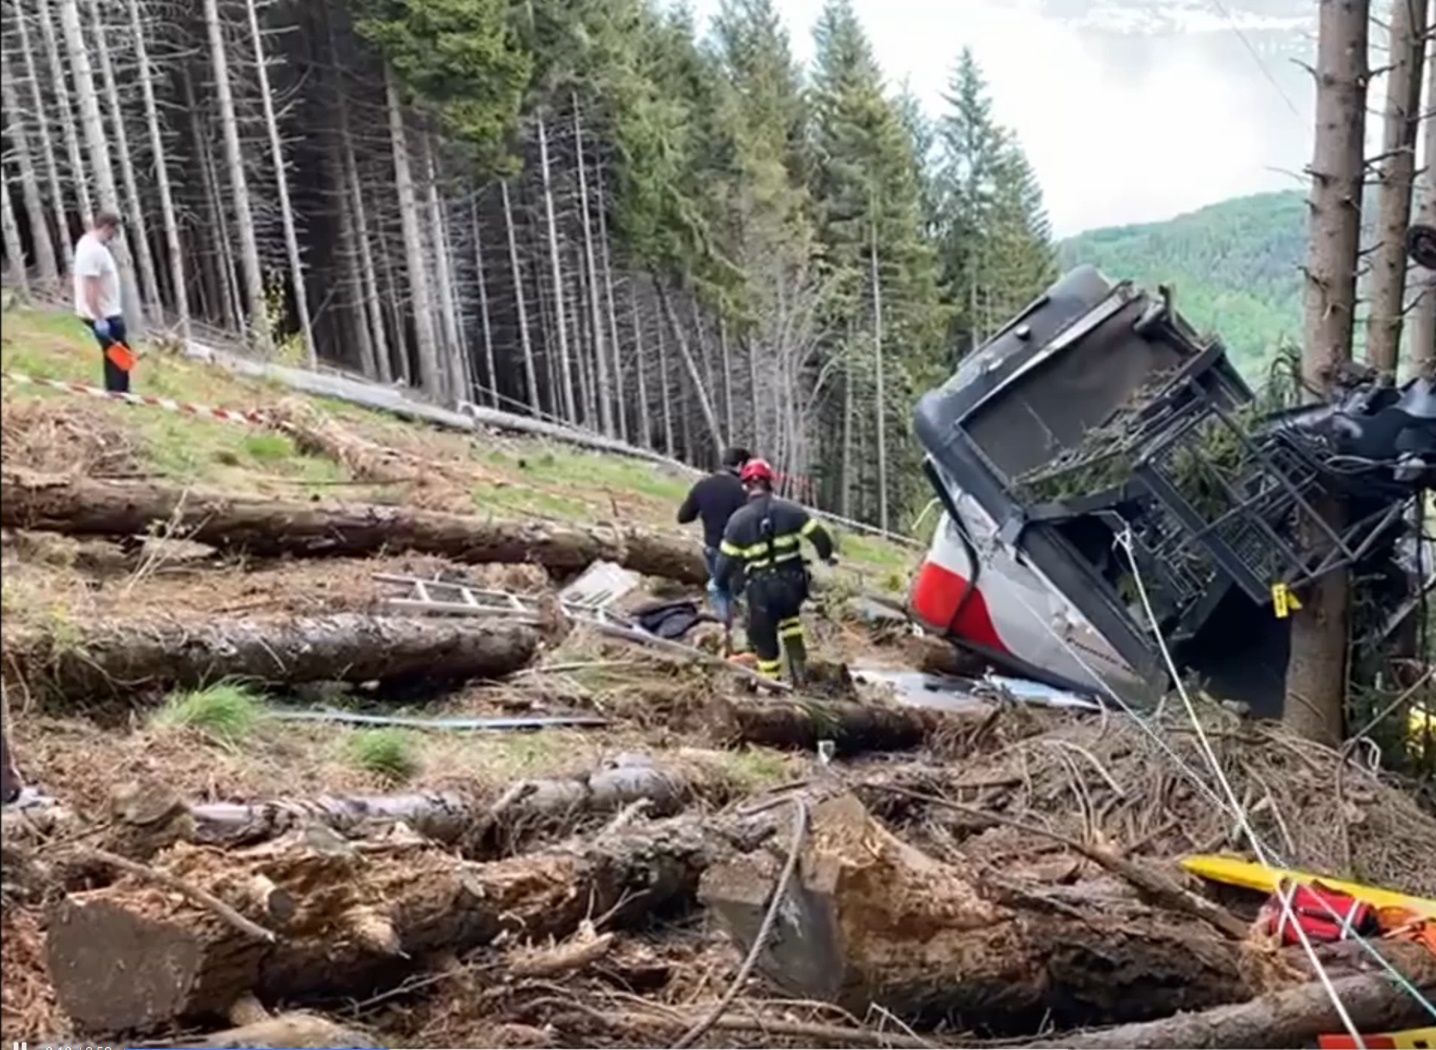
[[740, 458, 775, 485]]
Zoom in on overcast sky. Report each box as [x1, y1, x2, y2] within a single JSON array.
[[692, 0, 1332, 237]]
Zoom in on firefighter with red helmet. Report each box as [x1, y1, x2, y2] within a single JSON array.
[[713, 459, 835, 683]]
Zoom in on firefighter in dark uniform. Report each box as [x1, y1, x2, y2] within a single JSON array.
[[714, 459, 835, 683]]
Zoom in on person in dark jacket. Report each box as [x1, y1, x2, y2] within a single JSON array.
[[714, 458, 834, 683], [678, 447, 750, 638]]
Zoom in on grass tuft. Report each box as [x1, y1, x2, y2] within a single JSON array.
[[717, 745, 792, 793], [155, 681, 265, 744], [343, 728, 420, 782], [241, 433, 298, 462]]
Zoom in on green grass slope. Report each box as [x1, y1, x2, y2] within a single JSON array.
[[1060, 191, 1307, 377], [1, 304, 913, 592]]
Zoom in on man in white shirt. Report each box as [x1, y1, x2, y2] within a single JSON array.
[[73, 210, 128, 392]]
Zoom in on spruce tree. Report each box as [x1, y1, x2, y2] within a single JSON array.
[[937, 47, 1053, 357], [355, 0, 531, 163], [809, 0, 943, 523]]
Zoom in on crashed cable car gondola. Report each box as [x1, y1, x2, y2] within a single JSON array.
[[910, 264, 1435, 715]]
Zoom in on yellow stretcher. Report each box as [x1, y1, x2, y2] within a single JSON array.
[[1180, 854, 1436, 919]]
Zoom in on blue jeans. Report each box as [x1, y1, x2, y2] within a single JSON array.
[[704, 547, 734, 624]]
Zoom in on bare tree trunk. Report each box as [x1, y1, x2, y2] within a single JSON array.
[[245, 0, 316, 366], [656, 280, 725, 460], [385, 66, 442, 398], [719, 315, 735, 445], [1411, 39, 1436, 378], [573, 253, 596, 426], [376, 235, 409, 385], [594, 161, 626, 441], [204, 0, 269, 349], [656, 296, 675, 457], [840, 358, 854, 519], [502, 180, 540, 413], [421, 135, 462, 402], [2, 178, 29, 293], [128, 0, 189, 344], [184, 65, 241, 332], [695, 304, 721, 439], [90, 0, 160, 318], [537, 113, 576, 423], [13, 1, 71, 274], [630, 285, 651, 448], [323, 126, 375, 378], [572, 96, 614, 436], [37, 0, 93, 227], [446, 208, 474, 402], [331, 49, 390, 383], [871, 219, 889, 532], [1, 63, 58, 286], [59, 0, 142, 333], [334, 173, 377, 379], [471, 198, 498, 407], [1364, 0, 1429, 375], [1287, 0, 1369, 744], [747, 334, 764, 451]]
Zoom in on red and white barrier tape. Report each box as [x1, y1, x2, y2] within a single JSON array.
[[2, 370, 270, 427]]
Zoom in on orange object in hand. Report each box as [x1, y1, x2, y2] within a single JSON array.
[[105, 342, 137, 373]]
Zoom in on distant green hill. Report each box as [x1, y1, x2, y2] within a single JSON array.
[[1059, 191, 1307, 377]]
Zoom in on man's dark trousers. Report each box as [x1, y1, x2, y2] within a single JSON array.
[[87, 315, 129, 394]]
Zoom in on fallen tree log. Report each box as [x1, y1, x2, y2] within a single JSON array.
[[4, 613, 539, 704], [1030, 950, 1436, 1049], [718, 695, 975, 753], [0, 468, 707, 584], [45, 816, 729, 1034], [102, 750, 746, 857], [700, 794, 1253, 1031], [269, 399, 446, 485]]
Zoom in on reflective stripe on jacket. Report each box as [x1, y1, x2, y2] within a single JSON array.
[[714, 494, 833, 590]]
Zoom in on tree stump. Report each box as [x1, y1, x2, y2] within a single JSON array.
[[700, 795, 1249, 1030]]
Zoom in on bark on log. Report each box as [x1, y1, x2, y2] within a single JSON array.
[[0, 468, 707, 585], [4, 613, 539, 705], [718, 696, 964, 753], [1031, 951, 1436, 1049], [46, 816, 728, 1033], [268, 399, 501, 495], [119, 750, 737, 855], [700, 794, 1250, 1030]]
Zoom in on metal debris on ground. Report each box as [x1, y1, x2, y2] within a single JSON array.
[[850, 666, 989, 714], [375, 572, 546, 623], [851, 665, 1100, 714], [978, 672, 1103, 711], [557, 560, 642, 612]]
